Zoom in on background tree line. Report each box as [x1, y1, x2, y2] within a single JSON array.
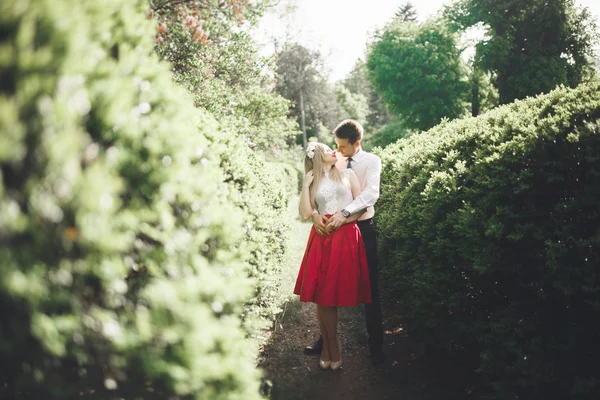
[[273, 0, 598, 149]]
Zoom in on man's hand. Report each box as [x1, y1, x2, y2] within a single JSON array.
[[311, 213, 329, 236], [326, 211, 346, 233]]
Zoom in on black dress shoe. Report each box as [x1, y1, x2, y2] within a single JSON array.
[[304, 336, 323, 355]]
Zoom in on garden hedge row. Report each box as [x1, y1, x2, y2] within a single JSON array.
[[0, 0, 292, 398], [376, 82, 600, 399]]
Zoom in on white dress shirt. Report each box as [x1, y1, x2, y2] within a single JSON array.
[[336, 149, 382, 221]]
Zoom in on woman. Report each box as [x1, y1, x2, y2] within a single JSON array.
[[294, 142, 372, 370]]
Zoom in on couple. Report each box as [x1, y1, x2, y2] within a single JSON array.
[[294, 119, 384, 370]]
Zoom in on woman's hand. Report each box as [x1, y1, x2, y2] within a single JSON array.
[[312, 213, 329, 236], [303, 170, 314, 188]]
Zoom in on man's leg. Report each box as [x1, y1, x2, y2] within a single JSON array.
[[358, 219, 384, 361]]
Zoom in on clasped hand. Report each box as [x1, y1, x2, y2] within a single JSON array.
[[311, 211, 346, 236]]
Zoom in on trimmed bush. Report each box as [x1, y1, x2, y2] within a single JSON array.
[[376, 82, 600, 399], [207, 134, 293, 331], [0, 0, 290, 398]]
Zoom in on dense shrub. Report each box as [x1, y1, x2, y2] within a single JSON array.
[[149, 1, 300, 331], [207, 133, 293, 331], [148, 0, 301, 330], [376, 82, 600, 399], [0, 0, 290, 398]]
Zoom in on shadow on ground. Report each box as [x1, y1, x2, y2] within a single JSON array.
[[258, 298, 477, 400]]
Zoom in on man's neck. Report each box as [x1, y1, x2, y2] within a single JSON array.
[[351, 147, 362, 157]]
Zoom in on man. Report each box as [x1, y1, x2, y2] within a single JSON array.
[[305, 119, 385, 364]]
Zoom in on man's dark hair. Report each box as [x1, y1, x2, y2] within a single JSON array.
[[333, 119, 364, 144]]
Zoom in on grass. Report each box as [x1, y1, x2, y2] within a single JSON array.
[[268, 195, 313, 329]]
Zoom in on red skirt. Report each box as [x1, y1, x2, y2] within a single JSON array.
[[294, 217, 372, 307]]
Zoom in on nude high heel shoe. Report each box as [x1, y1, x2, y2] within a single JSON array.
[[319, 349, 330, 370], [330, 343, 342, 371]]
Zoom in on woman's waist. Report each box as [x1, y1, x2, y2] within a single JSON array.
[[319, 206, 375, 220]]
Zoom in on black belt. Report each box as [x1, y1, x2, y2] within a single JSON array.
[[357, 218, 374, 226]]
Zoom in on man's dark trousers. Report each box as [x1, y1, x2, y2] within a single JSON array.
[[357, 217, 383, 353]]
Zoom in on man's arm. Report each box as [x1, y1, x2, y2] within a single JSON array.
[[340, 170, 366, 224], [327, 161, 380, 231], [343, 155, 382, 215]]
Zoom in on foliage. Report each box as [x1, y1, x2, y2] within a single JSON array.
[[395, 1, 418, 22], [209, 132, 294, 332], [342, 59, 391, 133], [149, 0, 302, 331], [446, 0, 599, 104], [335, 83, 369, 123], [367, 19, 470, 131], [275, 42, 346, 144], [468, 61, 499, 116], [304, 80, 346, 140], [375, 82, 600, 399], [362, 119, 411, 151], [0, 0, 276, 398], [151, 0, 298, 150]]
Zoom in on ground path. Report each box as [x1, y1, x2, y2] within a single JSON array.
[[258, 218, 476, 400]]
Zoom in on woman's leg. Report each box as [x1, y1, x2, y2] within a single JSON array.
[[316, 305, 330, 361], [320, 305, 340, 362]]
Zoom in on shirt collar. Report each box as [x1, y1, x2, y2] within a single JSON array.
[[349, 149, 366, 162]]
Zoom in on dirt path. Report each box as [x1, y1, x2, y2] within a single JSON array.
[[259, 221, 476, 400]]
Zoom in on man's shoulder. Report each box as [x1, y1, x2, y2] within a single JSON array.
[[361, 150, 381, 164]]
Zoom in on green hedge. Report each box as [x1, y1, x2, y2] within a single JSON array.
[[208, 136, 293, 332], [376, 82, 600, 399], [0, 0, 291, 398]]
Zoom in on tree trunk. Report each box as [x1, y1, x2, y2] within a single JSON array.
[[299, 89, 307, 148], [471, 70, 481, 117], [308, 104, 320, 141], [495, 24, 508, 104], [497, 73, 507, 105]]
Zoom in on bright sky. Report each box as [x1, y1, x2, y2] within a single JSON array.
[[254, 0, 600, 82]]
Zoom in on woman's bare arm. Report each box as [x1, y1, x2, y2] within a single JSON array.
[[299, 171, 314, 220]]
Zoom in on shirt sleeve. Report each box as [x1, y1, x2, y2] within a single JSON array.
[[344, 155, 381, 215]]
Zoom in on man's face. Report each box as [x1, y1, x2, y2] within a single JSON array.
[[334, 137, 358, 158]]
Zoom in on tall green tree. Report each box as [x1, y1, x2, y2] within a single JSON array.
[[275, 43, 321, 146], [275, 43, 345, 145], [468, 60, 499, 116], [335, 83, 369, 123], [395, 1, 418, 22], [446, 0, 599, 104], [343, 59, 391, 132], [367, 20, 470, 131], [306, 77, 347, 140]]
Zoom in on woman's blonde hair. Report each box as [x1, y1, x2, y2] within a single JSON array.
[[304, 143, 342, 211]]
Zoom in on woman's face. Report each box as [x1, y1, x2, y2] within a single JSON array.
[[321, 146, 337, 165]]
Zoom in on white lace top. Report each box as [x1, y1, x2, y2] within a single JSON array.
[[315, 169, 354, 215]]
